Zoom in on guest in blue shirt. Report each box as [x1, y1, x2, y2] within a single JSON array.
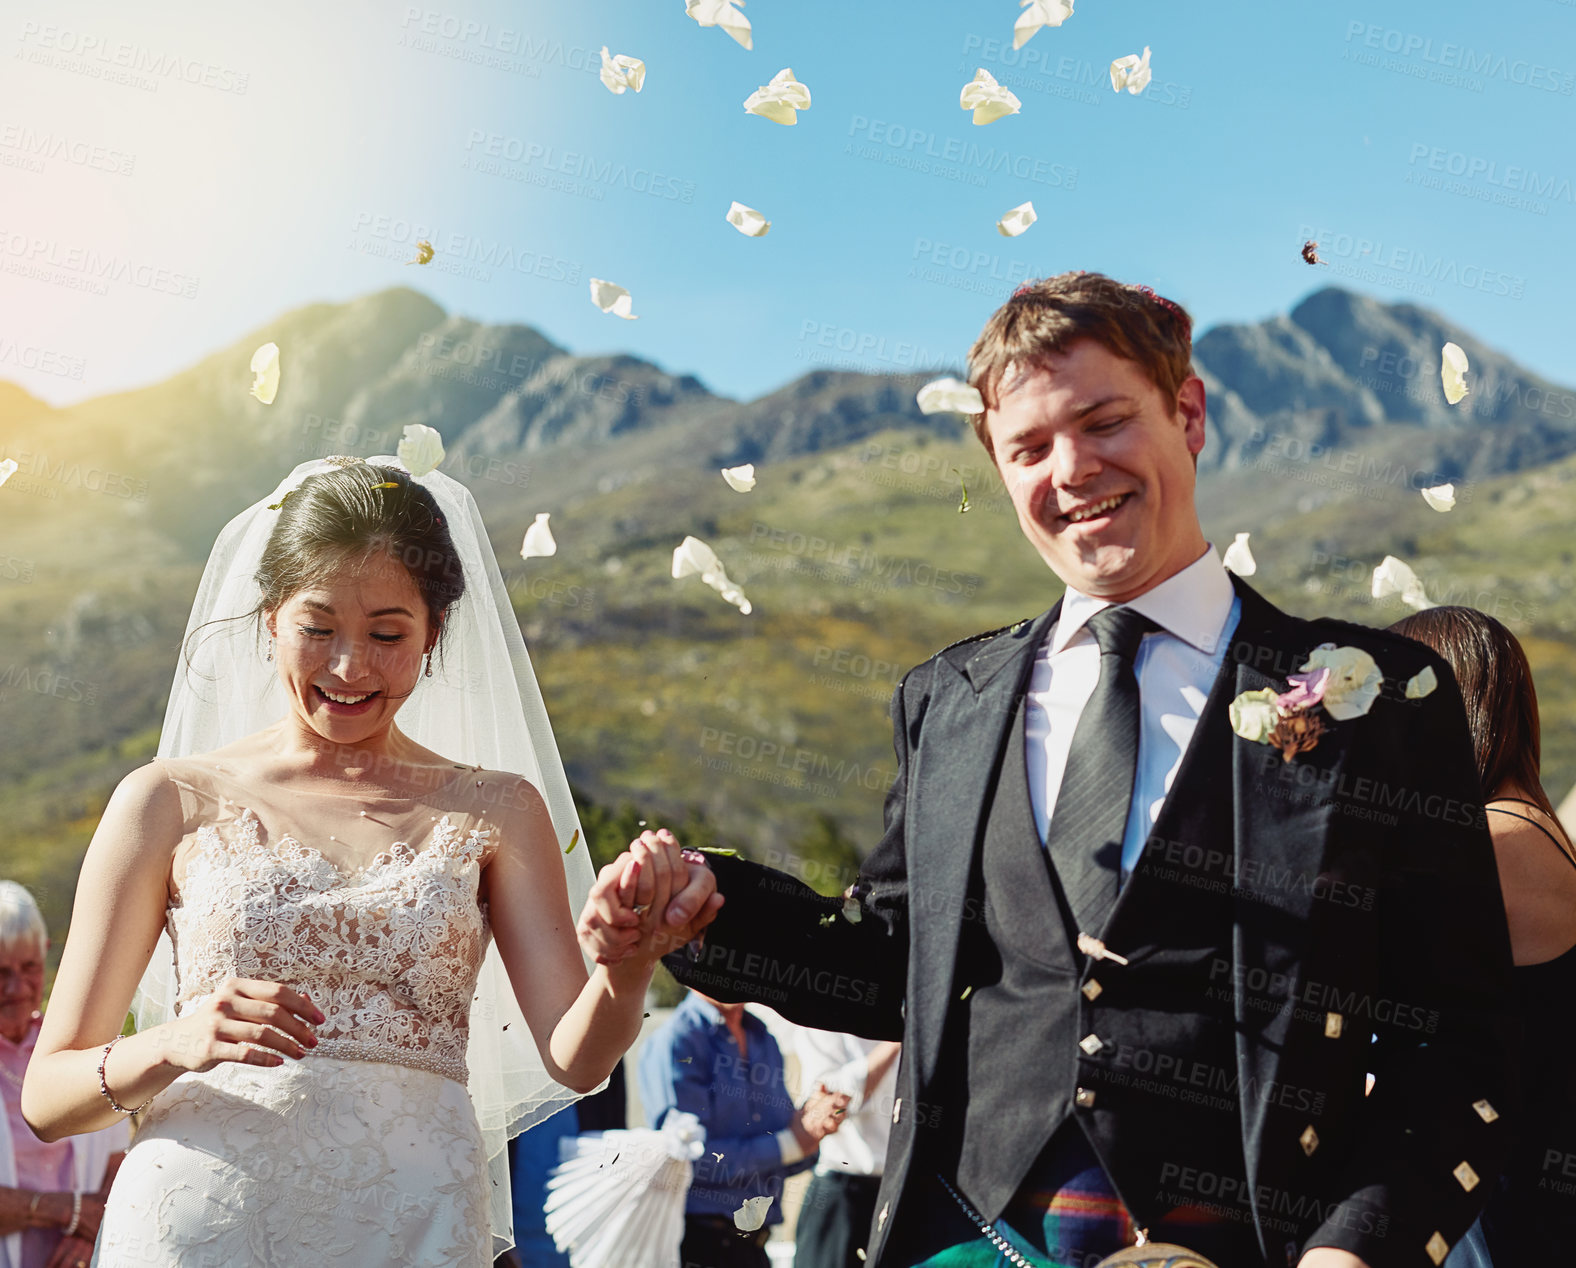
[[640, 990, 850, 1268]]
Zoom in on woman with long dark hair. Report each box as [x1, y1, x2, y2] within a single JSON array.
[[1390, 605, 1576, 1266], [20, 457, 718, 1266]]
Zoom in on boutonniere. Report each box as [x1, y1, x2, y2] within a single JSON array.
[[1230, 642, 1384, 762]]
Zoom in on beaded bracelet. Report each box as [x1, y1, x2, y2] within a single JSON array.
[[98, 1035, 151, 1116], [63, 1192, 81, 1238]]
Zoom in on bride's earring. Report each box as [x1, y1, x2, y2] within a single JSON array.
[[266, 636, 274, 662], [424, 651, 433, 678]]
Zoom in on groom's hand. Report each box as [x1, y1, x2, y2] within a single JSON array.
[[577, 830, 722, 966]]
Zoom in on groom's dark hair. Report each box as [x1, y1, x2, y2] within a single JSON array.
[[964, 271, 1196, 459]]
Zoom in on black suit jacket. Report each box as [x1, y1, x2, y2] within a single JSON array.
[[667, 577, 1518, 1267]]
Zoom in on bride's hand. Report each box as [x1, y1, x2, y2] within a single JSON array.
[[152, 977, 323, 1073], [577, 830, 722, 968]]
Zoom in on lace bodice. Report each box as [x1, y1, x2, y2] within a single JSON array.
[[168, 796, 495, 1085]]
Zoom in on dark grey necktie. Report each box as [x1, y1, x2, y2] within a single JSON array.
[[1044, 605, 1156, 940]]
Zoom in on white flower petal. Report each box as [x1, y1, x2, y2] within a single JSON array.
[[1300, 643, 1384, 720], [598, 46, 646, 94], [721, 464, 757, 492], [1371, 555, 1432, 611], [959, 68, 1021, 125], [1110, 46, 1153, 94], [1014, 0, 1074, 50], [1405, 666, 1439, 699], [744, 68, 811, 124], [1441, 342, 1470, 405], [672, 535, 751, 613], [916, 377, 986, 416], [396, 423, 445, 477], [1229, 688, 1280, 743], [996, 200, 1037, 237], [842, 894, 863, 924], [521, 513, 557, 559], [1420, 483, 1456, 513], [589, 277, 638, 320], [725, 201, 771, 237], [0, 458, 16, 489], [249, 342, 281, 405], [734, 1195, 774, 1233], [686, 0, 752, 50], [1221, 531, 1257, 577]]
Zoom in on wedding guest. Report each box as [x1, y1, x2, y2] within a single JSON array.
[[790, 1032, 899, 1268], [1390, 606, 1576, 1267], [638, 991, 848, 1268], [0, 882, 126, 1268]]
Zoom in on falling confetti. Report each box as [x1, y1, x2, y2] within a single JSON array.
[[734, 1196, 775, 1232], [1109, 46, 1153, 95], [397, 423, 445, 477], [1014, 0, 1074, 49], [959, 69, 1021, 125], [250, 342, 281, 405], [744, 68, 811, 124], [1300, 240, 1325, 266], [724, 201, 771, 237], [406, 240, 435, 266], [916, 378, 985, 415], [686, 0, 752, 50], [842, 895, 863, 924], [590, 277, 638, 320], [954, 470, 971, 514], [672, 535, 752, 614], [1372, 555, 1432, 611], [996, 200, 1037, 237], [0, 458, 16, 489], [598, 46, 646, 94], [521, 513, 558, 559], [1441, 342, 1470, 405], [1406, 666, 1438, 699], [564, 829, 581, 855], [721, 464, 757, 491], [1221, 532, 1256, 576], [1420, 483, 1455, 512]]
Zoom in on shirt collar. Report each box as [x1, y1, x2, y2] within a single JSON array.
[[1050, 546, 1235, 657], [0, 1013, 43, 1057], [684, 993, 760, 1034]]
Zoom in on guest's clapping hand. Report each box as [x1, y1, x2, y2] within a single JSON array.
[[44, 1232, 98, 1268], [789, 1084, 853, 1152], [577, 829, 723, 969]]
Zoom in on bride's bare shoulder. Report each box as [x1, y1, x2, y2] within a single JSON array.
[[98, 760, 188, 857]]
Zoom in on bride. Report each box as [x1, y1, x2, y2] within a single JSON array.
[[20, 456, 720, 1266]]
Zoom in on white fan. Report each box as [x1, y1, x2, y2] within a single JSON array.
[[544, 1112, 705, 1268]]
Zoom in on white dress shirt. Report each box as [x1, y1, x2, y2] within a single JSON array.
[[790, 1027, 895, 1177], [1024, 546, 1241, 880]]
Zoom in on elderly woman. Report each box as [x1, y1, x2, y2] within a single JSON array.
[[0, 882, 126, 1268]]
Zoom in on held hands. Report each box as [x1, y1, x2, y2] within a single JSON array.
[[152, 977, 323, 1074], [577, 829, 723, 970]]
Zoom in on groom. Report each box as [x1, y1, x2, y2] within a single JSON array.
[[591, 273, 1518, 1267]]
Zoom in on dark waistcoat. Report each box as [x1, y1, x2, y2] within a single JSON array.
[[942, 691, 1251, 1227]]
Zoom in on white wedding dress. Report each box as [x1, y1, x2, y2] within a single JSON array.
[[95, 758, 513, 1267]]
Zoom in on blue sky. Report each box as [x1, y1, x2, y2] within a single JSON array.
[[3, 0, 1574, 406]]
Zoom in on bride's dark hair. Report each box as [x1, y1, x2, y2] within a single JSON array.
[[183, 461, 466, 677]]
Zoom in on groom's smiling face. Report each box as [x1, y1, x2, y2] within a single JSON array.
[[267, 550, 434, 743], [984, 338, 1209, 603]]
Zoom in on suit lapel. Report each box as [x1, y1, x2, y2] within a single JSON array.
[[906, 603, 1059, 1087]]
